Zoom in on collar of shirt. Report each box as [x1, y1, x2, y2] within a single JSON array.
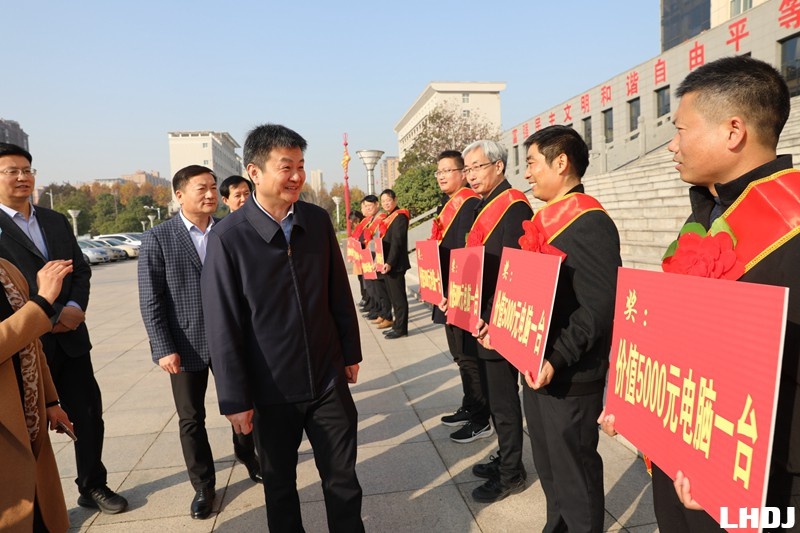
[[0, 201, 34, 221], [253, 195, 295, 243], [178, 210, 214, 263], [0, 202, 48, 259]]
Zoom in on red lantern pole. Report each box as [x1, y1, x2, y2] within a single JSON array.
[[342, 133, 352, 235]]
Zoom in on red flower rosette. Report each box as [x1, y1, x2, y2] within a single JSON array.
[[377, 220, 388, 238], [518, 220, 567, 261], [661, 221, 745, 280], [430, 218, 443, 241], [466, 228, 485, 247]]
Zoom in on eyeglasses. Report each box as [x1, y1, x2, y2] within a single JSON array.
[[1, 168, 37, 178], [434, 168, 463, 178], [462, 161, 497, 176]]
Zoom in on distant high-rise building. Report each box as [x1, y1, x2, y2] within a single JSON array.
[[661, 0, 768, 51], [168, 131, 242, 181], [394, 82, 506, 160], [0, 119, 29, 149], [309, 170, 324, 194], [379, 157, 400, 190]]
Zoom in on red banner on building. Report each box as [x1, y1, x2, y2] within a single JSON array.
[[373, 237, 385, 272], [346, 237, 361, 264], [446, 247, 484, 332], [360, 248, 377, 280], [488, 248, 561, 376], [415, 239, 443, 305], [606, 268, 787, 531]]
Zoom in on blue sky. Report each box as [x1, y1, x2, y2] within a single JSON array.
[[3, 1, 660, 192]]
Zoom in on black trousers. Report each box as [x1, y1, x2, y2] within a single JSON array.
[[384, 270, 408, 334], [170, 369, 215, 490], [46, 346, 108, 492], [447, 325, 488, 424], [651, 463, 722, 531], [524, 389, 605, 533], [479, 353, 524, 483], [374, 278, 393, 321], [253, 378, 364, 533]]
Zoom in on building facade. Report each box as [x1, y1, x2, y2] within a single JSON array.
[[379, 157, 399, 190], [503, 0, 800, 188], [0, 119, 29, 149], [167, 131, 242, 182], [309, 169, 324, 194], [120, 170, 170, 188], [394, 82, 506, 160]]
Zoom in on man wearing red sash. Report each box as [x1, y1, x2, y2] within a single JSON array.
[[379, 189, 410, 339], [430, 150, 489, 441], [464, 139, 533, 502], [359, 196, 393, 327], [520, 126, 621, 532], [652, 56, 796, 531]]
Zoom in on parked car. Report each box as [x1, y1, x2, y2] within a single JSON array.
[[78, 241, 111, 264], [92, 238, 139, 258], [96, 233, 142, 246], [79, 240, 125, 262]]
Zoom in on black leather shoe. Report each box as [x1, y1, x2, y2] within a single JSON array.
[[191, 487, 215, 519], [238, 455, 263, 484], [77, 486, 128, 514], [384, 331, 408, 339], [472, 475, 526, 503], [364, 312, 379, 320]]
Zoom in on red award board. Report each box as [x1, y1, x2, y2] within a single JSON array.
[[346, 238, 360, 264], [487, 248, 561, 376], [373, 237, 385, 272], [446, 247, 484, 333], [606, 268, 787, 531], [360, 248, 377, 280], [415, 239, 444, 305]]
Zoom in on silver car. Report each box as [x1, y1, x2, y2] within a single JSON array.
[[78, 241, 111, 264]]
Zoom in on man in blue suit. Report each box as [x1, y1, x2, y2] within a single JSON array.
[[138, 165, 258, 520], [201, 124, 364, 532]]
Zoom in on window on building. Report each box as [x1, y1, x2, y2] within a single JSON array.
[[462, 93, 470, 103], [203, 142, 208, 148], [603, 109, 614, 143], [730, 0, 752, 17], [582, 117, 593, 151], [782, 34, 800, 97], [655, 86, 671, 117], [628, 98, 641, 133], [462, 110, 470, 118], [203, 160, 209, 165]]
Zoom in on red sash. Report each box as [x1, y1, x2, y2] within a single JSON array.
[[723, 169, 800, 273], [431, 188, 480, 241], [532, 193, 606, 243], [363, 213, 386, 242], [467, 189, 530, 247], [351, 217, 371, 239], [379, 209, 410, 238]]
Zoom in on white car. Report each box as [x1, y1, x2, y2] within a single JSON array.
[[96, 233, 142, 246], [92, 238, 139, 258]]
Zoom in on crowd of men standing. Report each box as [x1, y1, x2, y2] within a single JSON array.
[[0, 54, 798, 532]]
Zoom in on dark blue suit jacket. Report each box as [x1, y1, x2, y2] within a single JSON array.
[[201, 198, 362, 414]]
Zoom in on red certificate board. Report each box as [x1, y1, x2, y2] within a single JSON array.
[[606, 268, 787, 532], [446, 247, 484, 333], [487, 248, 561, 376], [360, 248, 377, 280], [346, 238, 360, 264], [415, 239, 444, 305], [373, 237, 385, 272]]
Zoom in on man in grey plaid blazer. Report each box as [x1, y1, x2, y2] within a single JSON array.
[[138, 165, 257, 520]]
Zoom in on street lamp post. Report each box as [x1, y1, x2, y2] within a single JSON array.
[[45, 190, 54, 209], [140, 220, 148, 232], [67, 209, 80, 237], [356, 150, 384, 197], [147, 214, 156, 229], [144, 205, 161, 220], [332, 196, 342, 230]]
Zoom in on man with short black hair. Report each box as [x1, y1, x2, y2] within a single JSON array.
[[0, 142, 128, 515], [379, 188, 410, 339], [220, 175, 253, 212]]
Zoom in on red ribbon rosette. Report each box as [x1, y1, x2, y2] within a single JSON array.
[[430, 218, 443, 241], [466, 227, 485, 247], [661, 221, 745, 280], [518, 220, 567, 261]]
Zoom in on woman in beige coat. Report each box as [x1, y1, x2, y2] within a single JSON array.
[[0, 258, 75, 532]]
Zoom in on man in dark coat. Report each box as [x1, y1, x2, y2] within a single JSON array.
[[0, 142, 128, 515], [379, 188, 410, 339], [201, 124, 364, 532]]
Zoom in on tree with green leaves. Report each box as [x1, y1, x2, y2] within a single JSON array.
[[393, 164, 441, 219]]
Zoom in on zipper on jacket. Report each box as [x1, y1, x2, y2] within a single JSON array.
[[286, 243, 315, 394]]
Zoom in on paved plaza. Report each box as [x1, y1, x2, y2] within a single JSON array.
[[53, 258, 658, 532]]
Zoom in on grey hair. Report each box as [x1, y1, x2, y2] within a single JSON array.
[[462, 139, 507, 171]]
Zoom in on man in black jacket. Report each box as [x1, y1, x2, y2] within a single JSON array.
[[0, 143, 128, 515], [465, 139, 533, 502], [379, 189, 410, 339], [201, 124, 364, 532], [522, 126, 621, 532]]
